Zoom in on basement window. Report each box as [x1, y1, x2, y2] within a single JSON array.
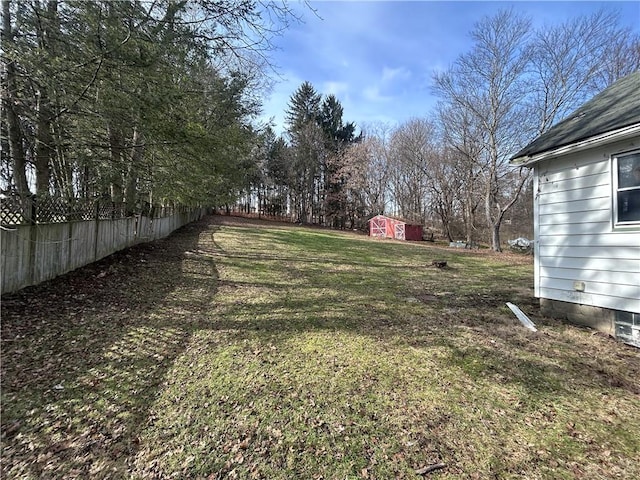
[[613, 150, 640, 226], [615, 311, 640, 348]]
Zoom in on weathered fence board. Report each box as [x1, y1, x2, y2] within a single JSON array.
[[33, 223, 69, 284], [96, 218, 135, 261], [1, 225, 31, 293], [1, 209, 206, 295], [69, 221, 98, 271]]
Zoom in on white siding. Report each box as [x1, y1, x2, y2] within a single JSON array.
[[541, 267, 638, 285], [534, 137, 640, 314]]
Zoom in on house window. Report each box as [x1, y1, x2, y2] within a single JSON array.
[[613, 151, 640, 225]]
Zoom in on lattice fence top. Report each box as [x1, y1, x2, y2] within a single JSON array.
[[0, 195, 28, 226], [0, 195, 191, 226]]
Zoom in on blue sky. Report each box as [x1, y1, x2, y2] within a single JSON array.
[[259, 0, 640, 135]]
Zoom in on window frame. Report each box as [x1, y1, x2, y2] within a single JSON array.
[[611, 149, 640, 229]]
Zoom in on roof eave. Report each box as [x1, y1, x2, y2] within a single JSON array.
[[510, 124, 640, 168]]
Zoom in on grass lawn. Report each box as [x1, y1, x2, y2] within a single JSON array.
[[1, 215, 638, 479]]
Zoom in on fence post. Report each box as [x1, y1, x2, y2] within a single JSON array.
[[30, 196, 37, 225], [94, 201, 100, 261], [27, 196, 38, 287]]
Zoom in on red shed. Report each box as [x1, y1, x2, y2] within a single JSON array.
[[368, 215, 423, 241]]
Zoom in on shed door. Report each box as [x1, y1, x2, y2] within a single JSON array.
[[371, 218, 386, 237], [394, 223, 405, 240]]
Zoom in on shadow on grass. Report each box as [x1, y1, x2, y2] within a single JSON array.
[[2, 214, 638, 479], [199, 216, 638, 403], [1, 218, 220, 479]]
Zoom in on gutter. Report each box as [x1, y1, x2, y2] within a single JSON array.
[[510, 124, 640, 167]]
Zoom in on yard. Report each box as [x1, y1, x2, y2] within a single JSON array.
[[1, 215, 638, 479]]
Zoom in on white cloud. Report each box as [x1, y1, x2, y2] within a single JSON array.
[[363, 86, 392, 103], [260, 1, 640, 136], [381, 66, 411, 83], [323, 81, 349, 97]]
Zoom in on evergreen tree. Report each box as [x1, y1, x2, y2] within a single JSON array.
[[318, 95, 357, 227], [284, 81, 323, 223], [0, 0, 299, 212]]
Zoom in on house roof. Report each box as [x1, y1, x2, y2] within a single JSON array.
[[510, 71, 640, 166]]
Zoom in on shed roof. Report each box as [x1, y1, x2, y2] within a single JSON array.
[[511, 71, 640, 166], [368, 214, 421, 226]]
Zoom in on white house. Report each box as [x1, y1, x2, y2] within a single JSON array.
[[510, 71, 640, 347]]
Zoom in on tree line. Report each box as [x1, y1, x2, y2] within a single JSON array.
[[2, 4, 638, 250], [248, 8, 639, 250], [1, 0, 298, 211]]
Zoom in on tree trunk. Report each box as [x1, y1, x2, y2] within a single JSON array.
[[464, 201, 474, 245], [125, 126, 144, 214], [462, 168, 476, 244], [35, 88, 54, 196], [51, 120, 74, 198], [108, 124, 124, 202], [257, 185, 262, 219], [1, 0, 30, 196], [484, 179, 503, 252], [33, 0, 60, 197], [491, 222, 501, 253], [485, 139, 502, 251]]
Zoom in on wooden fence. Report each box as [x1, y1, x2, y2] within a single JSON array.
[[1, 202, 206, 295]]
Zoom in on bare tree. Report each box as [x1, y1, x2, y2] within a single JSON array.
[[584, 13, 640, 93], [362, 134, 392, 216], [424, 146, 460, 242], [357, 122, 394, 216], [527, 9, 640, 137], [387, 118, 437, 224], [339, 134, 391, 227], [436, 103, 486, 244], [434, 9, 531, 251]]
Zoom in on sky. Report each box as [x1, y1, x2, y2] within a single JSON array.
[[258, 0, 640, 135]]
